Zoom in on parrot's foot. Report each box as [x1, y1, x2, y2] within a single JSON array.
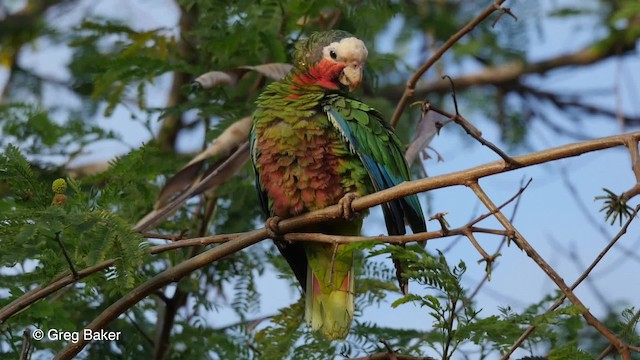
[[265, 216, 282, 239], [338, 192, 359, 221]]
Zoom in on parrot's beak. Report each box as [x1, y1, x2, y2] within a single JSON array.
[[339, 62, 363, 92]]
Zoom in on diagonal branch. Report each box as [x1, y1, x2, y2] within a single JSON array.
[[621, 138, 640, 201], [55, 228, 268, 359], [424, 101, 519, 167], [390, 0, 513, 126], [468, 181, 633, 358], [502, 204, 640, 359]]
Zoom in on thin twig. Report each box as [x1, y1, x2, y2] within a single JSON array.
[[124, 312, 154, 346], [424, 101, 520, 167], [19, 329, 31, 360], [390, 0, 513, 126], [142, 231, 189, 241], [53, 232, 78, 279], [491, 5, 518, 27]]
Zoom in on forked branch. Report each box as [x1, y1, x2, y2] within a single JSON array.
[[390, 0, 514, 126]]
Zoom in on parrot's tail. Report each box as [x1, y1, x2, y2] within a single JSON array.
[[305, 262, 354, 340]]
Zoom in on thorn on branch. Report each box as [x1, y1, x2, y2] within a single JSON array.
[[477, 253, 501, 280], [379, 338, 399, 360], [442, 75, 460, 116], [429, 212, 450, 235], [491, 5, 518, 28]]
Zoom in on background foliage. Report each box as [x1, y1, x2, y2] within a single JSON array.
[[1, 0, 640, 359]]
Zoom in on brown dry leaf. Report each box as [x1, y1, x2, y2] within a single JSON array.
[[155, 116, 253, 208], [134, 117, 253, 231], [194, 63, 293, 89]]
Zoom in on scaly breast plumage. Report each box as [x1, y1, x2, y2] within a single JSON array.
[[257, 124, 356, 218]]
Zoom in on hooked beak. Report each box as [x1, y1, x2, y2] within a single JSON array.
[[339, 62, 363, 92]]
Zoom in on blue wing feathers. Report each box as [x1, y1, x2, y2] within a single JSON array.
[[327, 103, 426, 235]]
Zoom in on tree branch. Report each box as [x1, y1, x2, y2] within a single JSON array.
[[468, 181, 632, 358], [54, 133, 640, 358], [55, 228, 268, 359], [382, 29, 639, 106], [349, 353, 434, 360], [2, 132, 639, 325], [501, 204, 640, 359], [390, 0, 512, 126], [423, 101, 519, 167], [156, 4, 197, 150]]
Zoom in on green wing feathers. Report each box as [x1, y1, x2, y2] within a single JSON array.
[[325, 94, 426, 235]]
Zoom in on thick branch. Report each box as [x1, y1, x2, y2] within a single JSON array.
[[2, 132, 639, 324], [55, 228, 268, 359]]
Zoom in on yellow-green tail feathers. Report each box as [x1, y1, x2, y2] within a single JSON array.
[[305, 260, 354, 340]]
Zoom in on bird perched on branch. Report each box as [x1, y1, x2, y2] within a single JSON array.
[[251, 30, 426, 340]]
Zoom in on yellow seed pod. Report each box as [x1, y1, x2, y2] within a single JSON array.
[[52, 178, 67, 194]]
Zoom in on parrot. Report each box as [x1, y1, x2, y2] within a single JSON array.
[[250, 30, 426, 340]]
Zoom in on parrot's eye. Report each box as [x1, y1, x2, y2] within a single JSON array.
[[329, 50, 338, 59]]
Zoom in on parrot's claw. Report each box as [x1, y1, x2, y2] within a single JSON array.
[[265, 216, 282, 239], [338, 192, 359, 221]]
